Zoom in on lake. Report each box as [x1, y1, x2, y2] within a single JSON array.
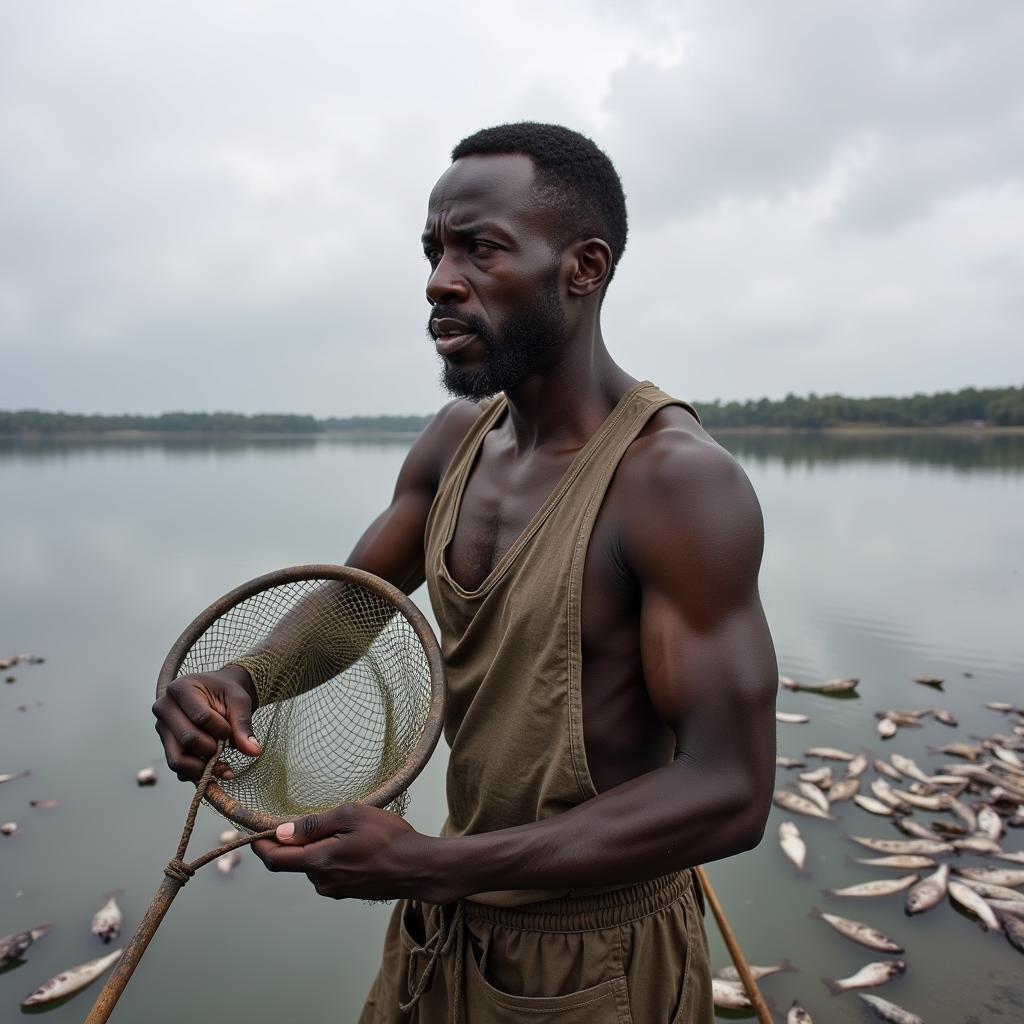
[[1, 431, 1022, 1023]]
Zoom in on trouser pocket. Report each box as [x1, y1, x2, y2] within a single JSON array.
[[465, 945, 632, 1023]]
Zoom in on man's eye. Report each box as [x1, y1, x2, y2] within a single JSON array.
[[468, 240, 496, 255]]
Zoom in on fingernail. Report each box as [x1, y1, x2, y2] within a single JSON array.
[[249, 735, 260, 750], [277, 822, 294, 841], [222, 768, 234, 780]]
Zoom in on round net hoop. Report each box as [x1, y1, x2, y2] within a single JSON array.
[[155, 564, 446, 834]]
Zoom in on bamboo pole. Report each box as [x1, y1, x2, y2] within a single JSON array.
[[695, 865, 772, 1024]]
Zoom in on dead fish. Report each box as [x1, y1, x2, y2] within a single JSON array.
[[879, 712, 924, 728], [805, 746, 855, 761], [799, 766, 833, 787], [0, 770, 29, 784], [854, 794, 894, 817], [787, 1002, 814, 1024], [779, 821, 806, 871], [890, 754, 931, 784], [135, 766, 157, 786], [822, 959, 906, 995], [952, 836, 1002, 854], [779, 676, 798, 689], [955, 866, 1024, 887], [219, 829, 243, 844], [0, 925, 50, 966], [216, 850, 242, 876], [91, 892, 123, 943], [30, 799, 59, 809], [893, 817, 939, 841], [874, 759, 903, 781], [711, 978, 751, 1010], [994, 850, 1024, 865], [891, 789, 948, 812], [777, 756, 806, 768], [986, 702, 1014, 712], [716, 959, 796, 981], [1002, 913, 1024, 954], [847, 754, 870, 778], [946, 796, 977, 833], [877, 717, 898, 739], [992, 745, 1024, 771], [988, 899, 1024, 917], [2, 821, 20, 836], [870, 779, 911, 811], [932, 708, 958, 727], [913, 675, 944, 689], [957, 878, 1024, 902], [948, 880, 1002, 930], [846, 834, 953, 855], [978, 806, 1006, 843], [773, 789, 834, 820], [807, 677, 859, 694], [21, 948, 123, 1006], [777, 711, 810, 724], [855, 855, 937, 870], [809, 907, 904, 953], [905, 863, 949, 915], [829, 777, 861, 803], [858, 992, 925, 1024], [936, 742, 984, 761], [930, 820, 967, 837], [827, 874, 919, 899], [799, 781, 832, 813]]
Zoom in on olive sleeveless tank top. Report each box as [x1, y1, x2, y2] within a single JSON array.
[[424, 381, 700, 906]]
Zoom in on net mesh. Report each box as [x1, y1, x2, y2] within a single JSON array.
[[176, 578, 433, 824]]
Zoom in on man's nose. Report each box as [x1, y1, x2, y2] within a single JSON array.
[[425, 254, 469, 305]]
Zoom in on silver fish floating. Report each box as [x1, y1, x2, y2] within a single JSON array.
[[874, 759, 903, 781], [947, 880, 1001, 931], [776, 756, 806, 768], [828, 875, 919, 899], [135, 766, 157, 786], [2, 821, 20, 836], [218, 829, 243, 844], [956, 878, 1024, 902], [905, 863, 949, 916], [994, 851, 1024, 865], [854, 794, 894, 817], [91, 892, 123, 943], [877, 718, 898, 739], [855, 855, 937, 870], [799, 766, 833, 787], [711, 978, 751, 1010], [216, 849, 242, 876], [1002, 913, 1024, 954], [0, 770, 29, 784], [773, 789, 834, 820], [799, 782, 831, 814], [779, 821, 806, 871], [891, 789, 948, 812], [952, 836, 1002, 854], [809, 907, 904, 953], [21, 948, 123, 1006], [846, 834, 953, 856], [870, 779, 911, 811], [912, 675, 944, 689], [976, 806, 1004, 842], [800, 677, 860, 694], [829, 777, 861, 804], [859, 992, 925, 1024], [932, 708, 958, 727], [0, 924, 50, 966], [893, 817, 939, 842], [936, 742, 984, 761], [777, 711, 810, 724], [822, 959, 906, 995], [788, 1001, 814, 1024], [847, 754, 870, 778], [805, 746, 855, 761], [890, 754, 931, 784], [954, 866, 1024, 887], [716, 959, 795, 981], [985, 702, 1014, 712]]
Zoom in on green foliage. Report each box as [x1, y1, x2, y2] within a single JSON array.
[[695, 385, 1024, 429]]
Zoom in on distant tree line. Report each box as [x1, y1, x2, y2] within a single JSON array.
[[2, 386, 1021, 436], [695, 385, 1024, 429]]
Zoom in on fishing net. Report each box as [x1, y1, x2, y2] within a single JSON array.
[[175, 573, 435, 821]]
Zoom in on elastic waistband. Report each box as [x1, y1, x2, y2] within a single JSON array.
[[462, 869, 693, 933]]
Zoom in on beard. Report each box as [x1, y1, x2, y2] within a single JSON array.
[[430, 273, 568, 401]]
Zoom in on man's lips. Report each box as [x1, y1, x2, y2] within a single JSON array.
[[431, 317, 478, 356]]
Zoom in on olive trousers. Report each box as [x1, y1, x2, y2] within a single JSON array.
[[358, 869, 713, 1023]]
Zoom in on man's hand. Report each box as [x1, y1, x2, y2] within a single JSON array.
[[152, 664, 261, 781], [251, 804, 438, 902]]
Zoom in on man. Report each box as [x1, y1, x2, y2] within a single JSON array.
[[153, 123, 777, 1022]]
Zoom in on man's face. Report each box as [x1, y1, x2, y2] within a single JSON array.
[[422, 154, 569, 400]]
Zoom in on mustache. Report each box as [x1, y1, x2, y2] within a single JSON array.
[[426, 306, 491, 341]]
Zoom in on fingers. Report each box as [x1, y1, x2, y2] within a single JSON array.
[[223, 688, 261, 758], [275, 805, 356, 845], [251, 837, 316, 873]]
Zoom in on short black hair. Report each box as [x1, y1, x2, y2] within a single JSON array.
[[451, 122, 628, 287]]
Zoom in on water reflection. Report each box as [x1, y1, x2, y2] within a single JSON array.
[[716, 431, 1024, 473]]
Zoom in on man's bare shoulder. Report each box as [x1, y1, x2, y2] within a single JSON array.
[[412, 398, 490, 488], [611, 403, 764, 602]]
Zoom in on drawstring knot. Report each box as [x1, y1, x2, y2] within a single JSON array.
[[399, 901, 466, 1024]]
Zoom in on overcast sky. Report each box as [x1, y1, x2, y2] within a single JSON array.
[[2, 1, 1022, 416]]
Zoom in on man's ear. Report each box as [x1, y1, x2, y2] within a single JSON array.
[[566, 238, 612, 298]]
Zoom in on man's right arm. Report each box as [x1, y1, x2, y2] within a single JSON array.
[[152, 399, 482, 781]]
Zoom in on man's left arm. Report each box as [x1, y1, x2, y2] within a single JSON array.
[[253, 434, 778, 903]]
